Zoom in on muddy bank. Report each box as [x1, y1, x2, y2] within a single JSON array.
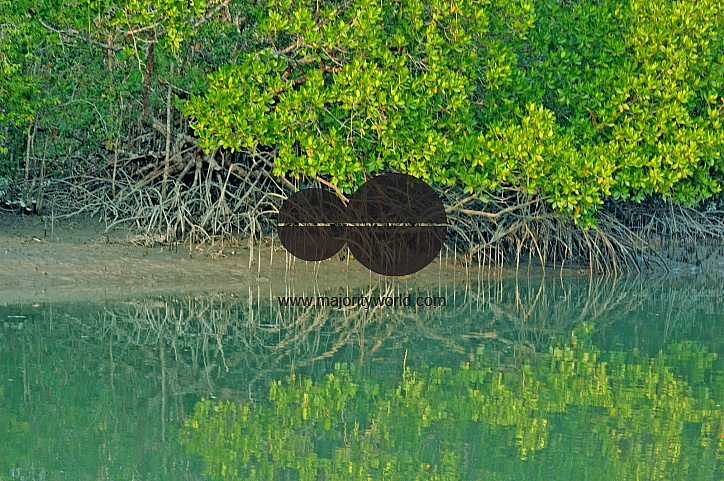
[[2, 213, 722, 305], [0, 213, 467, 305]]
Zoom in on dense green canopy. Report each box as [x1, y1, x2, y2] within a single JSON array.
[[184, 0, 724, 225], [1, 0, 722, 245]]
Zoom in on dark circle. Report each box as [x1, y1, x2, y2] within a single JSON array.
[[347, 173, 446, 276], [277, 188, 347, 262]]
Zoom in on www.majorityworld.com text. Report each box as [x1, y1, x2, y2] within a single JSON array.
[[277, 294, 446, 309]]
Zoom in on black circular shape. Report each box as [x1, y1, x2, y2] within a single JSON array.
[[276, 174, 447, 276], [277, 188, 347, 262], [347, 173, 446, 276]]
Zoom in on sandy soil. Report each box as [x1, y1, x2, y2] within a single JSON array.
[[0, 212, 463, 305], [3, 211, 721, 305]]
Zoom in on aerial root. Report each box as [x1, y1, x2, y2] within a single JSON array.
[[40, 153, 719, 272]]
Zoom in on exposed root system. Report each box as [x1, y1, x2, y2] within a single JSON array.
[[21, 115, 722, 273], [442, 190, 667, 274]]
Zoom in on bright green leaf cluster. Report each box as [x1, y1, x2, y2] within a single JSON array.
[[181, 0, 724, 224], [0, 0, 44, 157]]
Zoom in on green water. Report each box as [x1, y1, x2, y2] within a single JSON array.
[[2, 275, 724, 480]]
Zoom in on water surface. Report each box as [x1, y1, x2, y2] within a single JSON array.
[[2, 274, 723, 480]]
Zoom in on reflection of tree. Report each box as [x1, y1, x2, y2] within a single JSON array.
[[0, 304, 203, 480], [6, 273, 724, 403], [51, 274, 704, 399], [0, 385, 29, 473], [3, 274, 724, 478], [180, 325, 724, 481]]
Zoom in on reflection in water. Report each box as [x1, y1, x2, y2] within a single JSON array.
[[1, 274, 723, 480], [181, 330, 724, 481]]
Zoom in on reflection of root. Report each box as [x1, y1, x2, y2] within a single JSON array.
[[31, 273, 713, 399]]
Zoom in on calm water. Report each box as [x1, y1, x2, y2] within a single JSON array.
[[2, 274, 724, 480]]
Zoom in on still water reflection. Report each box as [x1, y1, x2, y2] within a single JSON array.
[[1, 275, 723, 480]]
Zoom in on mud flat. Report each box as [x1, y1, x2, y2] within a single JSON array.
[[5, 212, 723, 305], [0, 213, 464, 305]]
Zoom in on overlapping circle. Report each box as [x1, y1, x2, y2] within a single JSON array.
[[277, 173, 447, 276]]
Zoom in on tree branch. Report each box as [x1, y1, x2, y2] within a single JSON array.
[[38, 19, 123, 52], [193, 0, 234, 30]]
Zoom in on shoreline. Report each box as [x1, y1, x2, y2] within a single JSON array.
[[0, 213, 466, 305], [2, 212, 721, 305]]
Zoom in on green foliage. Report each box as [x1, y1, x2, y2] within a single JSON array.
[[185, 0, 513, 194], [180, 325, 724, 480], [185, 0, 724, 225], [37, 0, 211, 53], [0, 1, 41, 123], [0, 0, 45, 172], [3, 0, 720, 225], [0, 0, 261, 180], [0, 387, 30, 469]]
